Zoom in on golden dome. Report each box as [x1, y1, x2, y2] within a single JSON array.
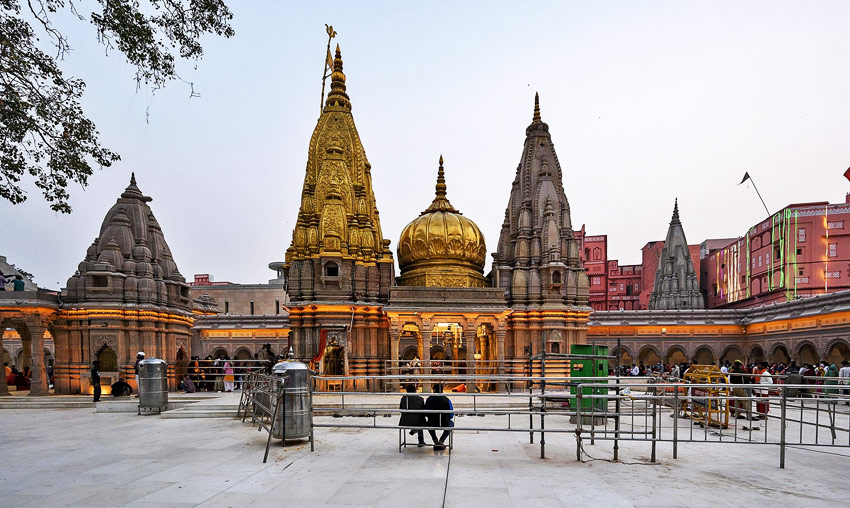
[[397, 156, 487, 287]]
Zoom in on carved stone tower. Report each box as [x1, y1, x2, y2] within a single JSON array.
[[492, 94, 591, 361], [52, 174, 194, 394], [649, 199, 704, 310], [283, 45, 395, 377], [283, 45, 394, 303]]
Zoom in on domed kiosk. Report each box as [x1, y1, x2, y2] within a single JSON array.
[[397, 156, 487, 288]]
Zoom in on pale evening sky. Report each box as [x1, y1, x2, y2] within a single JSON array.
[[2, 1, 849, 289]]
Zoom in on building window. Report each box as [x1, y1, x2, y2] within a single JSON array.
[[325, 262, 339, 277], [250, 301, 255, 315], [798, 268, 804, 276], [224, 301, 229, 314], [758, 256, 762, 267], [592, 277, 601, 285], [92, 275, 108, 288], [552, 271, 561, 284], [828, 221, 844, 230], [592, 247, 601, 261], [829, 243, 838, 258], [275, 300, 280, 315], [766, 251, 770, 264], [619, 283, 624, 291], [797, 248, 802, 255], [826, 271, 841, 279], [798, 228, 806, 242]]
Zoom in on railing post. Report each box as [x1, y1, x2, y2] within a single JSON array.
[[614, 377, 620, 461], [780, 385, 787, 469], [575, 386, 583, 462], [651, 389, 657, 463], [673, 386, 679, 460]]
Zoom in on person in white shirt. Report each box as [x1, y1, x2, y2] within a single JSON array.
[[631, 364, 639, 376], [839, 360, 850, 405]]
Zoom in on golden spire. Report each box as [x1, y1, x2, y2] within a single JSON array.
[[424, 155, 458, 213], [325, 44, 351, 110], [435, 155, 446, 197], [533, 92, 541, 123]]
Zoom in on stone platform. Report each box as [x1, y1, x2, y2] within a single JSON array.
[[1, 403, 848, 507]]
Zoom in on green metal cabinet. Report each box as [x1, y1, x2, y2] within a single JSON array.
[[570, 344, 608, 411]]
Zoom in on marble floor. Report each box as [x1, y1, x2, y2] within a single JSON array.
[[0, 406, 847, 508]]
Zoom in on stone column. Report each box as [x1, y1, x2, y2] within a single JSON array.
[[27, 323, 49, 396], [389, 329, 400, 392], [0, 320, 9, 396], [420, 326, 431, 393], [495, 328, 507, 392], [464, 328, 477, 393]]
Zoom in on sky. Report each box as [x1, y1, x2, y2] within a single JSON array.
[[2, 1, 850, 289]]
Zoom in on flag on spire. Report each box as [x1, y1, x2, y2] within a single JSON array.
[[843, 167, 850, 182], [739, 172, 751, 185]]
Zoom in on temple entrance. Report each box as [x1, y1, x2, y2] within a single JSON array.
[[322, 344, 344, 376]]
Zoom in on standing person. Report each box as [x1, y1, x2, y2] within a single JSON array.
[[91, 361, 101, 402], [0, 273, 9, 290], [729, 360, 751, 420], [424, 384, 453, 450], [824, 364, 839, 397], [11, 275, 26, 291], [134, 352, 145, 396], [839, 360, 850, 405], [398, 384, 427, 447], [223, 357, 235, 392], [755, 361, 773, 419]]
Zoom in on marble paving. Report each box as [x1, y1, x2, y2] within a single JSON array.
[[0, 406, 847, 507]]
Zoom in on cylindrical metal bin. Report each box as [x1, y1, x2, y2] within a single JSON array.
[[138, 358, 168, 414], [271, 360, 312, 440]]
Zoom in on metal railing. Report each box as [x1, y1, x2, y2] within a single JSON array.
[[305, 373, 850, 468]]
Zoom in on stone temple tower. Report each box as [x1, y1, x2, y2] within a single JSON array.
[[492, 94, 591, 358], [283, 45, 395, 371], [53, 174, 193, 394], [649, 199, 704, 310]]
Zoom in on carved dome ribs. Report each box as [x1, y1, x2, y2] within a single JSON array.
[[397, 156, 487, 288]]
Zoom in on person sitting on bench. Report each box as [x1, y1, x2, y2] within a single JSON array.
[[424, 384, 454, 450], [398, 384, 426, 447]]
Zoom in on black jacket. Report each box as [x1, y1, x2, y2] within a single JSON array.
[[424, 395, 453, 428], [91, 367, 100, 384], [398, 394, 426, 427]]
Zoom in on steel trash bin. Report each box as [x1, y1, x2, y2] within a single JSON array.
[[138, 358, 168, 414], [271, 360, 312, 441]]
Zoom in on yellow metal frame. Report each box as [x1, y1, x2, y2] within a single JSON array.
[[683, 365, 730, 429]]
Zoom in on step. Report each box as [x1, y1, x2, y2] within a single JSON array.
[[160, 409, 238, 419]]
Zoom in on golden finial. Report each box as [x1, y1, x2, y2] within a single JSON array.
[[436, 155, 446, 197], [325, 43, 350, 109], [533, 92, 541, 123], [423, 155, 458, 214]]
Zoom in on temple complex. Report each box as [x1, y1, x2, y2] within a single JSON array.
[[649, 199, 704, 310], [3, 43, 850, 397]]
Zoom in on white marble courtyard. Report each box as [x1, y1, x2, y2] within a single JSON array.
[[1, 399, 848, 508]]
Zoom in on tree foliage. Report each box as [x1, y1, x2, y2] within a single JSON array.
[[0, 0, 234, 212]]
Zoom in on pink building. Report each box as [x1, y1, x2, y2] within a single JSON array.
[[702, 197, 850, 308]]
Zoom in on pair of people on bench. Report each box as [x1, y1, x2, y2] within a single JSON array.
[[399, 384, 454, 450]]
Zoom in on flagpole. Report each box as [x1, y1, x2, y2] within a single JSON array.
[[741, 172, 770, 216], [320, 24, 337, 115]]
